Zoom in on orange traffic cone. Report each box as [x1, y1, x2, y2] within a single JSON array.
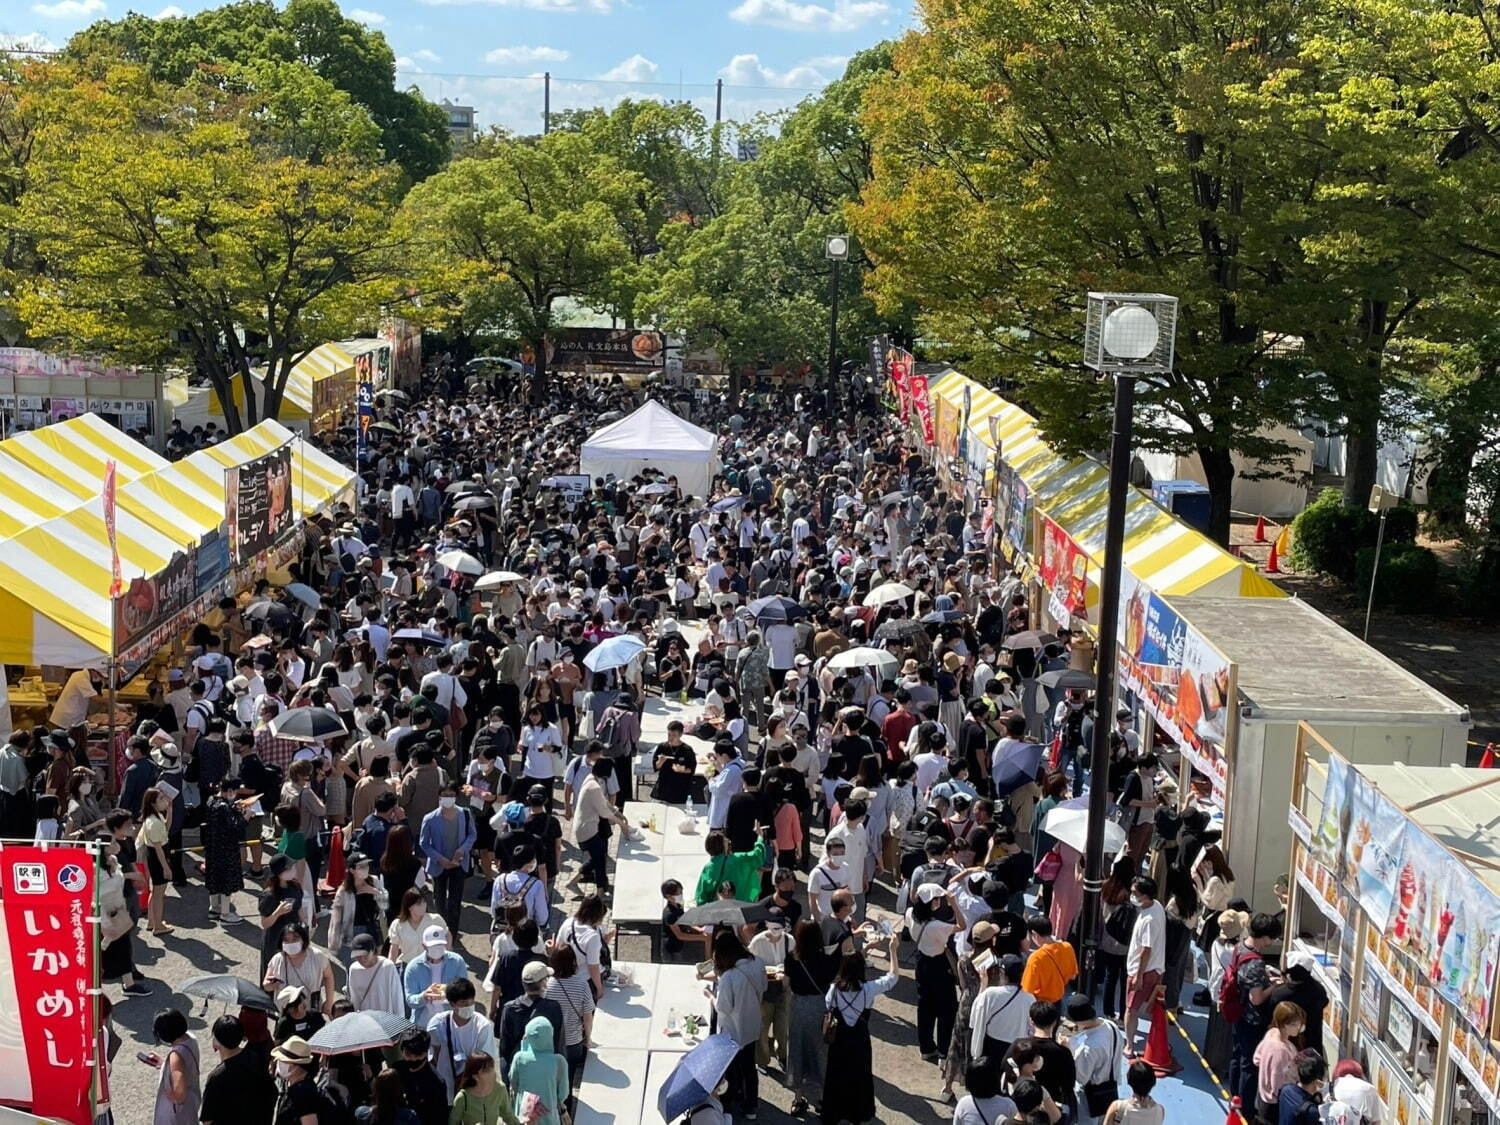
[[1481, 743, 1497, 769], [1266, 540, 1282, 574], [1224, 1096, 1247, 1125], [1142, 997, 1182, 1076], [319, 825, 345, 893], [1253, 515, 1267, 542]]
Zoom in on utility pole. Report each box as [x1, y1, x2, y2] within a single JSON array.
[[715, 78, 723, 123], [543, 72, 551, 134]]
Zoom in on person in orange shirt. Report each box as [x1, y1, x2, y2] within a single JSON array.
[[1020, 915, 1078, 1004]]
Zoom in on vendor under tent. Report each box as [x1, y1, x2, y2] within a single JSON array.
[[579, 399, 722, 497]]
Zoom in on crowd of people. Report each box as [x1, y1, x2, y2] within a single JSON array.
[[0, 363, 1384, 1125]]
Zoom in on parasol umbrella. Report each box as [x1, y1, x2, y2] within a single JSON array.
[[598, 409, 624, 423], [747, 595, 807, 624], [676, 900, 771, 928], [862, 582, 914, 608], [453, 494, 495, 511], [444, 480, 482, 495], [436, 549, 484, 576], [307, 1010, 417, 1055], [392, 627, 447, 648], [282, 583, 321, 610], [179, 973, 277, 1014], [1040, 804, 1126, 855], [0, 1108, 73, 1124], [826, 646, 899, 675], [582, 634, 646, 673], [639, 482, 675, 496], [1002, 630, 1059, 651], [922, 609, 966, 625], [242, 601, 297, 629], [873, 618, 926, 645], [991, 741, 1046, 799], [373, 388, 409, 402], [475, 570, 526, 591], [659, 1034, 742, 1121], [370, 421, 401, 434], [268, 708, 348, 744], [711, 495, 746, 512], [1039, 668, 1096, 691]]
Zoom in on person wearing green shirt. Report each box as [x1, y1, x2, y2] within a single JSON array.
[[449, 1051, 520, 1125], [694, 833, 772, 905]]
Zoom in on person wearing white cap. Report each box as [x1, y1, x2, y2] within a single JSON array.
[[403, 922, 469, 1027]]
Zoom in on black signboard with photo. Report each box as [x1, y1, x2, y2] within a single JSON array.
[[225, 444, 293, 566], [554, 328, 666, 370]]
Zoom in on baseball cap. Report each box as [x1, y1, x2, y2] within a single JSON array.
[[421, 924, 448, 948], [916, 883, 946, 904], [971, 920, 999, 943], [276, 985, 308, 1010], [522, 962, 554, 985], [351, 933, 377, 953]]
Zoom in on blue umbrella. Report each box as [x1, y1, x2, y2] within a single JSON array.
[[747, 595, 807, 624], [658, 1034, 740, 1121], [582, 634, 646, 673], [992, 740, 1045, 798], [711, 494, 747, 512]]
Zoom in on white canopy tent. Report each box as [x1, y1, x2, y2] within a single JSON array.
[[579, 399, 722, 496]]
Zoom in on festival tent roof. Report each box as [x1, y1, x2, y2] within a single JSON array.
[[927, 370, 1284, 602], [0, 416, 355, 666], [579, 399, 722, 496], [208, 342, 356, 420]]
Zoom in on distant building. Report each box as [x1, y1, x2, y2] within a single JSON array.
[[736, 138, 760, 162], [442, 100, 475, 145]]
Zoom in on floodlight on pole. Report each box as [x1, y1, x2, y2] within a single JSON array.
[[826, 235, 851, 402], [1076, 291, 1177, 996]]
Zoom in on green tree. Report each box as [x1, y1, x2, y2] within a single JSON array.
[[400, 130, 649, 399], [16, 63, 402, 430], [65, 0, 449, 184]]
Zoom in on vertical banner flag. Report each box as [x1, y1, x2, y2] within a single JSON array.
[[957, 383, 973, 465], [887, 345, 911, 423], [0, 844, 99, 1125], [102, 460, 122, 599], [907, 357, 935, 444], [355, 353, 374, 466]]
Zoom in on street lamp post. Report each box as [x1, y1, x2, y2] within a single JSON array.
[[1077, 292, 1178, 993], [825, 234, 849, 406]]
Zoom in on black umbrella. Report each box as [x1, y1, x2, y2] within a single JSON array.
[[308, 1010, 417, 1055], [874, 618, 927, 644], [1002, 630, 1059, 651], [453, 494, 495, 511], [677, 900, 772, 927], [1039, 668, 1095, 691], [392, 627, 447, 647], [747, 595, 807, 624], [921, 609, 966, 625], [268, 708, 348, 743], [180, 974, 277, 1014], [242, 601, 298, 629]]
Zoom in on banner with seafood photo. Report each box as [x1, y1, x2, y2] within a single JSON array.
[[1340, 769, 1408, 927], [1116, 570, 1234, 800]]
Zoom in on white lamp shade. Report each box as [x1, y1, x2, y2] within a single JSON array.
[[1101, 305, 1160, 360], [826, 235, 850, 260]]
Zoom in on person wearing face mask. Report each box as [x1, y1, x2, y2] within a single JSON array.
[[136, 786, 174, 936], [63, 767, 106, 839], [269, 1037, 322, 1125], [347, 932, 406, 1016], [508, 1015, 571, 1125], [418, 784, 476, 935], [329, 851, 389, 958], [203, 775, 253, 926], [143, 1006, 200, 1125], [273, 985, 327, 1044], [426, 977, 500, 1100], [264, 922, 336, 1019], [398, 1027, 451, 1125], [96, 828, 150, 995], [1122, 876, 1167, 1057], [200, 1015, 276, 1125], [465, 735, 513, 880], [403, 923, 469, 1027], [748, 908, 793, 1072], [807, 838, 851, 922]]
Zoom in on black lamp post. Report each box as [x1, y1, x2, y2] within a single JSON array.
[[825, 234, 849, 405], [1077, 291, 1178, 991]]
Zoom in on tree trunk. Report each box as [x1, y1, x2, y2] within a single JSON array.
[[529, 333, 548, 404], [1474, 476, 1500, 622], [1340, 297, 1388, 507], [728, 365, 742, 409], [1198, 443, 1236, 546]]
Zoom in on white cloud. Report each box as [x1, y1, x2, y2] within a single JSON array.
[[720, 52, 844, 88], [485, 45, 569, 65], [31, 0, 106, 17], [417, 0, 614, 11], [349, 7, 386, 23], [728, 0, 888, 33], [0, 32, 59, 50], [599, 53, 657, 83], [413, 48, 442, 62], [394, 56, 420, 72], [154, 4, 185, 17]]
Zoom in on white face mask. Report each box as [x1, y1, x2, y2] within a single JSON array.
[[354, 866, 371, 881], [452, 1004, 473, 1023], [439, 796, 456, 810], [827, 855, 845, 869], [80, 783, 92, 795], [282, 942, 303, 956], [275, 1061, 296, 1080], [426, 945, 447, 961], [488, 722, 502, 731]]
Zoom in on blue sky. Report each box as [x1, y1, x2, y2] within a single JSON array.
[[3, 0, 918, 133]]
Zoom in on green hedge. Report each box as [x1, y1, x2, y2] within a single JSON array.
[[1290, 488, 1417, 580], [1354, 542, 1441, 612]]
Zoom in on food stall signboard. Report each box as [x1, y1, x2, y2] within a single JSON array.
[[0, 843, 100, 1125], [553, 328, 665, 370], [113, 548, 195, 657], [1117, 570, 1233, 798], [225, 443, 293, 566], [1039, 518, 1088, 619]]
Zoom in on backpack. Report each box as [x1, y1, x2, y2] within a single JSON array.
[[596, 709, 634, 759], [314, 1076, 357, 1125], [1218, 946, 1261, 1024], [1104, 901, 1137, 945], [496, 872, 538, 920]]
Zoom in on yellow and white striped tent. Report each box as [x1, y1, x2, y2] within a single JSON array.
[[0, 415, 355, 667], [927, 370, 1284, 602], [208, 342, 356, 421]]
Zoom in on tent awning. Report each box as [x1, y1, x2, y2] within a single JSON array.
[[927, 370, 1283, 600], [207, 342, 356, 420], [580, 399, 717, 458], [0, 416, 355, 667]]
